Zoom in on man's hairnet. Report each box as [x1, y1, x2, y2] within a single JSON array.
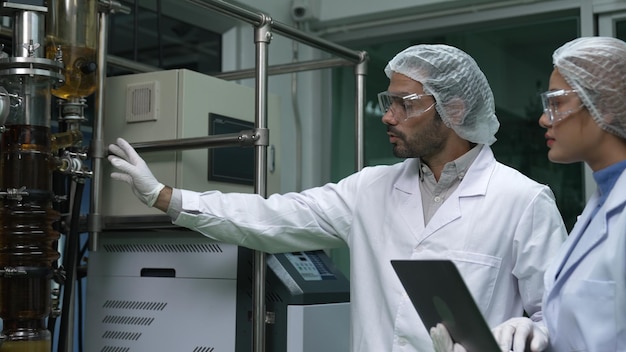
[[553, 36, 626, 139], [384, 44, 499, 145]]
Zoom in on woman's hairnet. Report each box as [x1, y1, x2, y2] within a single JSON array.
[[553, 36, 626, 139], [384, 44, 499, 145]]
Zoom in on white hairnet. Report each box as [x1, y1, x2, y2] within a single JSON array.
[[384, 44, 499, 145], [553, 36, 626, 139]]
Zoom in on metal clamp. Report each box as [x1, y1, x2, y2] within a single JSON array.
[[0, 266, 27, 277], [240, 128, 269, 146], [0, 186, 28, 201], [57, 151, 93, 178]]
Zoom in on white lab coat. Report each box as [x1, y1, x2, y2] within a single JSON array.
[[173, 145, 567, 352], [542, 169, 626, 352]]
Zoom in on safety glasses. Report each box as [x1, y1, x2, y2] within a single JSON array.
[[377, 91, 436, 121], [540, 89, 584, 125]]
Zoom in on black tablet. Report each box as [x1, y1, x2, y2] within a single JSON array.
[[391, 259, 500, 352]]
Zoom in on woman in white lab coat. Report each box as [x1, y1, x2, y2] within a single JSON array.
[[108, 44, 568, 352], [535, 36, 626, 352], [433, 36, 626, 352]]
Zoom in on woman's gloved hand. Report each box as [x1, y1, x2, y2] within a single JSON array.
[[430, 323, 467, 352], [491, 317, 549, 352], [108, 137, 165, 207]]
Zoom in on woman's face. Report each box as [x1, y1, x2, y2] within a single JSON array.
[[538, 68, 605, 167]]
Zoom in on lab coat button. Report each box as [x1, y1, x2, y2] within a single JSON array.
[[434, 196, 441, 202], [398, 337, 407, 346]]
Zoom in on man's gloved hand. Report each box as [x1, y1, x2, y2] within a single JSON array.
[[108, 137, 165, 207], [430, 323, 467, 352], [491, 317, 549, 352]]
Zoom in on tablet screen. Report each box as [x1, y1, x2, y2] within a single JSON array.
[[391, 259, 500, 352]]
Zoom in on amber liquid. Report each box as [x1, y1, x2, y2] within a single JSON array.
[[46, 44, 97, 99], [0, 339, 51, 352], [51, 129, 83, 151], [0, 125, 59, 350]]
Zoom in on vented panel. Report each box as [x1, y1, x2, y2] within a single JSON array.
[[102, 300, 167, 311], [102, 315, 155, 326], [102, 69, 282, 218], [125, 81, 159, 123], [101, 331, 142, 341], [86, 276, 234, 351], [102, 242, 224, 253], [101, 347, 131, 352], [85, 232, 238, 351]]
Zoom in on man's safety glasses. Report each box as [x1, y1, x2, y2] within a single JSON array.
[[377, 91, 436, 121], [540, 89, 584, 125]]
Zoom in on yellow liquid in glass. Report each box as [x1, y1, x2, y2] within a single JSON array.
[[46, 43, 97, 100], [0, 339, 51, 351]]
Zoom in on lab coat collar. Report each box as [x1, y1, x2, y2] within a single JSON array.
[[550, 169, 626, 287], [603, 168, 626, 212], [394, 144, 493, 197], [394, 145, 495, 241], [454, 144, 494, 198]]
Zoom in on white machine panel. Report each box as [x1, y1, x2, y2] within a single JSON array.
[[286, 303, 351, 352], [102, 69, 281, 217], [85, 231, 240, 351]]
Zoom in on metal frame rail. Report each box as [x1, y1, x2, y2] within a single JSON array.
[[89, 1, 368, 352]]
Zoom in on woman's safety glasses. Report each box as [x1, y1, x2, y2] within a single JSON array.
[[540, 89, 584, 125], [377, 91, 436, 121]]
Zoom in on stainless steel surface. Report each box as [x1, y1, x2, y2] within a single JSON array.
[[13, 10, 44, 57], [252, 20, 271, 352], [355, 60, 367, 171], [89, 6, 111, 253], [129, 132, 254, 153], [107, 54, 161, 73], [184, 0, 365, 63], [98, 0, 131, 15], [214, 57, 355, 80]]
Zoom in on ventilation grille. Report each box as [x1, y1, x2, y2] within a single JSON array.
[[103, 300, 168, 311], [102, 243, 224, 253], [96, 300, 218, 350], [101, 347, 130, 352], [102, 330, 142, 341], [102, 315, 155, 326], [126, 81, 159, 123], [265, 290, 283, 303]]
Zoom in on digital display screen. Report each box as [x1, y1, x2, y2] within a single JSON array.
[[207, 113, 254, 185]]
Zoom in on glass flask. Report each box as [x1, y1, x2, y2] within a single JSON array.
[[46, 0, 98, 99]]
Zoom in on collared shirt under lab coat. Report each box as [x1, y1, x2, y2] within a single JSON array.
[[171, 145, 567, 352], [542, 169, 626, 352]]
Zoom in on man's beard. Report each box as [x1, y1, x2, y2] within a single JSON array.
[[390, 116, 448, 159]]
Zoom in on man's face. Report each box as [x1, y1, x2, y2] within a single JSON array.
[[381, 72, 450, 159]]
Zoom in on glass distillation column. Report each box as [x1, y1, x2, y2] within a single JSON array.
[[0, 1, 65, 351], [46, 0, 98, 127]]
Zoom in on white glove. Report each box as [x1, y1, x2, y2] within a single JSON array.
[[430, 323, 467, 352], [108, 137, 165, 207], [491, 317, 549, 352]]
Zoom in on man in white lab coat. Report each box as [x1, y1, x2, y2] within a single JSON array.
[[108, 44, 567, 352]]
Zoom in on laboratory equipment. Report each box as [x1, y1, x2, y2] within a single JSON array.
[[85, 233, 350, 352], [87, 68, 282, 350], [0, 0, 94, 350], [90, 68, 350, 351], [237, 248, 350, 352], [99, 68, 282, 219], [84, 231, 241, 351]]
